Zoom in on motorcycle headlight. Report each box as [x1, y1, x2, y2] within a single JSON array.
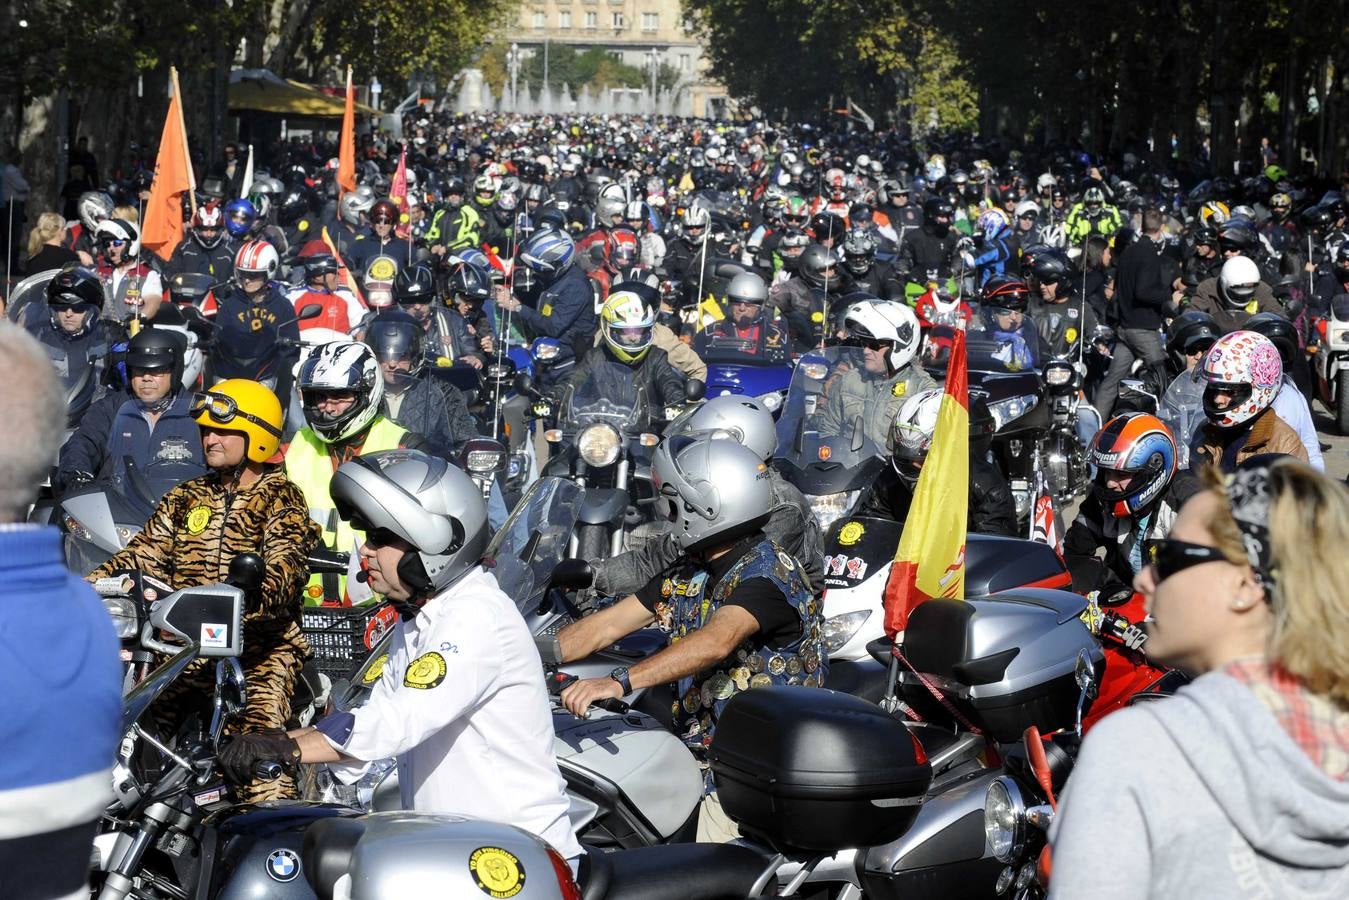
[[464, 447, 506, 474], [1044, 362, 1074, 387], [578, 423, 622, 467], [988, 394, 1038, 430], [984, 777, 1027, 863], [821, 609, 872, 653], [756, 390, 784, 413], [103, 595, 140, 640], [807, 491, 857, 532], [534, 342, 561, 361]]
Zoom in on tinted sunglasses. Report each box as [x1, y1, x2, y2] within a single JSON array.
[[191, 392, 283, 438], [848, 336, 892, 352], [1143, 538, 1228, 582], [372, 216, 394, 225]]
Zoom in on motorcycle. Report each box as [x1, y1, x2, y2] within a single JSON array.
[[1313, 293, 1349, 433], [772, 346, 887, 532], [1040, 358, 1102, 504], [695, 308, 795, 416]]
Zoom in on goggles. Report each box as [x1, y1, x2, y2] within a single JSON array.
[[191, 392, 282, 438]]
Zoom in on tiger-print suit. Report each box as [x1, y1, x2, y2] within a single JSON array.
[[90, 466, 320, 801]]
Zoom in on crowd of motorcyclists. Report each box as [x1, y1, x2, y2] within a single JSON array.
[[3, 109, 1349, 898]]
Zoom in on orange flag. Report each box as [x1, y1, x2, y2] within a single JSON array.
[[389, 148, 409, 240], [142, 67, 196, 261], [336, 67, 357, 199], [882, 327, 970, 637]]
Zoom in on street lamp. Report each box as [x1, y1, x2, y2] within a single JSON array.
[[507, 43, 523, 111]]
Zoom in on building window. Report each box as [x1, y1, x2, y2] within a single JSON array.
[[641, 12, 659, 31], [532, 10, 545, 29], [584, 11, 597, 28], [678, 53, 690, 71], [611, 11, 625, 29], [559, 10, 571, 28]]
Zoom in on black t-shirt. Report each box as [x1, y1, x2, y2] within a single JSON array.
[[635, 533, 802, 649]]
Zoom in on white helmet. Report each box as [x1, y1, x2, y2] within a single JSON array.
[[76, 191, 115, 233], [330, 450, 488, 597], [1218, 255, 1262, 310], [1201, 330, 1282, 428], [842, 299, 920, 374], [667, 395, 777, 461], [95, 218, 140, 257], [1037, 173, 1057, 191], [297, 340, 385, 443], [889, 388, 944, 461], [1014, 199, 1041, 221]]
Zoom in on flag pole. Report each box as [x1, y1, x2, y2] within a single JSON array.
[[169, 66, 197, 217]]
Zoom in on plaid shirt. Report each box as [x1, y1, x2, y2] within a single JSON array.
[[1224, 657, 1349, 781]]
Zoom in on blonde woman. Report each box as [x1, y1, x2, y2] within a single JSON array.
[[1049, 456, 1349, 898], [23, 211, 78, 274]]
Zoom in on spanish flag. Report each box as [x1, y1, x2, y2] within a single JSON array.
[[141, 67, 196, 261], [882, 327, 969, 637], [336, 67, 357, 199]]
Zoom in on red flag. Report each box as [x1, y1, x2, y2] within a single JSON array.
[[1029, 469, 1065, 557], [389, 148, 410, 240], [336, 67, 357, 198], [881, 328, 970, 637], [141, 67, 196, 261]]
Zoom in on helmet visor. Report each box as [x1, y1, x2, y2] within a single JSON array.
[[610, 324, 653, 348]]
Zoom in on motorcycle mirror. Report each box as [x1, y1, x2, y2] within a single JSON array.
[[550, 557, 594, 591], [1072, 648, 1098, 734], [297, 303, 324, 321], [514, 372, 537, 396], [228, 553, 266, 593], [684, 378, 706, 402]]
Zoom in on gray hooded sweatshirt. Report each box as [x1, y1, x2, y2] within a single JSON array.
[[1049, 671, 1349, 899]]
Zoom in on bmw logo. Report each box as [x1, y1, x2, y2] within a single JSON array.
[[266, 848, 301, 883]]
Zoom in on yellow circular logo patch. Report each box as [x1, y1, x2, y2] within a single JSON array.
[[469, 846, 525, 899], [1065, 327, 1079, 344], [367, 256, 397, 281], [403, 652, 447, 690], [838, 521, 865, 546], [810, 311, 824, 323], [362, 653, 388, 685], [891, 381, 908, 398], [185, 505, 212, 535]]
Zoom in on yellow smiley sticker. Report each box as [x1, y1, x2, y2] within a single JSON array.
[[185, 505, 212, 535], [469, 846, 525, 899], [891, 381, 907, 398], [810, 311, 824, 323], [838, 521, 866, 546], [362, 653, 389, 685], [403, 652, 447, 690], [1065, 327, 1079, 344]]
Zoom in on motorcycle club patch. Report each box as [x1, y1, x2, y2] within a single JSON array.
[[892, 381, 907, 398], [185, 505, 212, 535], [403, 652, 447, 690], [468, 846, 525, 898], [1066, 327, 1079, 344]]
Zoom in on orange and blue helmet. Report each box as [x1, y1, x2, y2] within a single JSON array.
[[1089, 413, 1177, 518]]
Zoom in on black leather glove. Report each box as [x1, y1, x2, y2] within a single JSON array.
[[218, 728, 300, 785]]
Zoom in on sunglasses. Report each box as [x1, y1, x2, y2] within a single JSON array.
[[849, 336, 891, 352], [1142, 538, 1228, 582], [191, 392, 283, 438], [104, 238, 128, 246], [355, 518, 402, 549], [372, 217, 394, 225]]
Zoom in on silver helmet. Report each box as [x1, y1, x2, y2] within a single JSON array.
[[653, 436, 773, 552], [667, 395, 777, 462], [329, 450, 489, 595]]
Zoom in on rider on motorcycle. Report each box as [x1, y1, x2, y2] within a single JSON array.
[[221, 449, 583, 864], [702, 271, 789, 357], [88, 379, 319, 802], [1158, 310, 1221, 467], [286, 248, 365, 334], [285, 340, 428, 605], [897, 197, 961, 281], [496, 227, 596, 385], [850, 388, 1018, 537], [1063, 412, 1199, 597], [204, 240, 301, 392], [166, 200, 234, 280], [57, 326, 204, 492], [970, 275, 1046, 371], [393, 263, 483, 368], [591, 395, 824, 597], [814, 299, 935, 447], [566, 290, 687, 413], [24, 266, 108, 409], [1026, 247, 1098, 358], [1188, 255, 1284, 332], [841, 227, 904, 302]]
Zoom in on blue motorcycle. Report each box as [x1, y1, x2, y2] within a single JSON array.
[[695, 311, 795, 416]]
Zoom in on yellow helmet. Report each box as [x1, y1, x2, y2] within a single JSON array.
[[191, 379, 284, 463], [600, 290, 655, 363]]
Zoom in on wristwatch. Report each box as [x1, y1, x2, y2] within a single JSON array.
[[608, 666, 632, 696]]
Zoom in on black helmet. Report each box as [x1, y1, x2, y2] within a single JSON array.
[[304, 252, 340, 279], [923, 197, 955, 220], [981, 275, 1031, 312], [1243, 312, 1299, 369], [798, 243, 839, 288], [46, 266, 105, 310], [510, 266, 543, 308], [364, 309, 425, 375], [449, 263, 492, 305], [1300, 203, 1334, 234], [1165, 310, 1220, 365], [1217, 222, 1259, 257], [394, 263, 437, 305], [125, 325, 186, 387], [1192, 225, 1218, 248], [1028, 248, 1070, 286], [810, 212, 846, 243]]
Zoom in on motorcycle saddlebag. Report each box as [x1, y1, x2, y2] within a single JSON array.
[[964, 534, 1071, 596], [898, 591, 1103, 743], [707, 687, 932, 853]]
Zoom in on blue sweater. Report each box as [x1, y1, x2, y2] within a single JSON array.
[[0, 525, 121, 900]]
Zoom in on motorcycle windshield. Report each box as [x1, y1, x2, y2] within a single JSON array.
[[5, 269, 59, 325], [966, 331, 1043, 373], [563, 358, 644, 432], [773, 346, 885, 493], [168, 272, 215, 304], [695, 315, 790, 366], [485, 476, 583, 616]]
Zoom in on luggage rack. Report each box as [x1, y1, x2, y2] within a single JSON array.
[[302, 604, 393, 681]]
